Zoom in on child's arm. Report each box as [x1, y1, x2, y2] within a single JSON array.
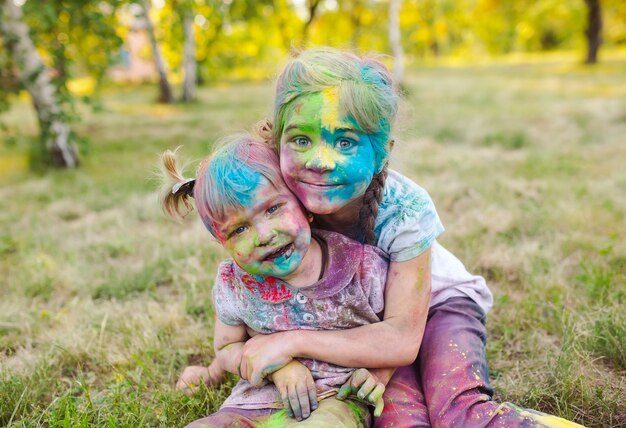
[[214, 319, 249, 376], [217, 320, 320, 422], [240, 249, 431, 386]]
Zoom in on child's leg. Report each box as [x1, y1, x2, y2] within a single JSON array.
[[185, 407, 275, 427], [418, 297, 584, 428], [186, 399, 371, 428], [373, 365, 430, 427], [259, 398, 371, 428]]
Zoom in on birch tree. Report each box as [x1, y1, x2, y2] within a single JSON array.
[[0, 0, 79, 167], [181, 8, 196, 101], [388, 0, 404, 86], [141, 0, 174, 103]]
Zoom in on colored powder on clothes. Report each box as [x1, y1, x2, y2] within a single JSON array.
[[519, 410, 586, 428]]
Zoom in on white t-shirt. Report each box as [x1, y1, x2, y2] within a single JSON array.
[[373, 169, 493, 314]]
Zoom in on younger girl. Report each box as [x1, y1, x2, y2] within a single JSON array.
[[229, 48, 583, 428], [161, 136, 392, 426]]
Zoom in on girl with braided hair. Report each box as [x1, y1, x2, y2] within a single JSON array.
[[229, 47, 582, 427], [176, 47, 582, 427]]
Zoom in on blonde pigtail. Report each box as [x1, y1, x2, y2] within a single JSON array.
[[159, 147, 196, 221]]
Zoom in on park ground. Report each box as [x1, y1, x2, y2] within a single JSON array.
[[0, 51, 625, 426]]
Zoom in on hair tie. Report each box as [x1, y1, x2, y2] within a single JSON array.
[[172, 178, 196, 197]]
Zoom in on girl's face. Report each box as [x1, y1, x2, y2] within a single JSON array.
[[216, 174, 311, 278], [279, 89, 378, 215]]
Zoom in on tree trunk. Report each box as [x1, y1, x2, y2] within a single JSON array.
[[584, 0, 602, 64], [0, 0, 78, 168], [301, 0, 321, 48], [141, 0, 174, 103], [388, 0, 404, 86], [181, 11, 196, 102]]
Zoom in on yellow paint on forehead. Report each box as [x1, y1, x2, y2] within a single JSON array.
[[321, 87, 342, 132]]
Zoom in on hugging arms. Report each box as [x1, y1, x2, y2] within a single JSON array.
[[237, 249, 432, 386]]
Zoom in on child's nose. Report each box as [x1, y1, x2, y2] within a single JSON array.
[[254, 226, 275, 247], [305, 144, 336, 172]]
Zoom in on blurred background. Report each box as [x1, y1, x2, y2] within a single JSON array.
[[1, 0, 625, 165], [1, 1, 625, 427]]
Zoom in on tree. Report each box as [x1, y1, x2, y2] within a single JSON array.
[[301, 0, 322, 47], [389, 0, 404, 86], [584, 0, 602, 64], [141, 0, 174, 103], [272, 0, 294, 51], [180, 3, 196, 101], [0, 0, 78, 167]]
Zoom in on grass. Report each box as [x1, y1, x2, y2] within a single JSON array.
[[1, 52, 625, 426]]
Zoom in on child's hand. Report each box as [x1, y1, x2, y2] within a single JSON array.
[[240, 332, 294, 387], [175, 360, 225, 396], [269, 360, 318, 422], [336, 368, 385, 417]]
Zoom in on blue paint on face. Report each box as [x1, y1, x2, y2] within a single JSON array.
[[318, 124, 376, 204], [279, 92, 380, 215]]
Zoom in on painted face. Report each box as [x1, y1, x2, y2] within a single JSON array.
[[217, 173, 311, 279], [279, 89, 378, 215]]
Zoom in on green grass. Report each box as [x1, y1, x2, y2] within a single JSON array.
[[1, 53, 625, 426]]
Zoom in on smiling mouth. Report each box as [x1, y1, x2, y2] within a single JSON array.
[[300, 180, 343, 189], [263, 243, 295, 261]]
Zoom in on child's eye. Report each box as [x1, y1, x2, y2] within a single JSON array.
[[293, 136, 311, 147], [232, 225, 248, 236], [337, 139, 354, 149], [267, 204, 280, 214]]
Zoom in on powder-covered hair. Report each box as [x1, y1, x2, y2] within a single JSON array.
[[273, 47, 399, 244], [159, 133, 284, 239]]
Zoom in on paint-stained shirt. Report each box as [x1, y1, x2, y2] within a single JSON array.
[[213, 229, 388, 410], [373, 169, 493, 313]]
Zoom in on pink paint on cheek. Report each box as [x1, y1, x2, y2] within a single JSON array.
[[282, 211, 297, 225], [280, 154, 308, 201]]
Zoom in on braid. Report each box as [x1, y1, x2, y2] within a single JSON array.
[[358, 163, 388, 245]]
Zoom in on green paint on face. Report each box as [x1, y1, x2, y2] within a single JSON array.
[[219, 176, 311, 278], [279, 92, 378, 216]]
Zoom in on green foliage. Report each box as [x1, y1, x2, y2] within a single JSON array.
[[0, 35, 19, 146], [22, 0, 123, 88]]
